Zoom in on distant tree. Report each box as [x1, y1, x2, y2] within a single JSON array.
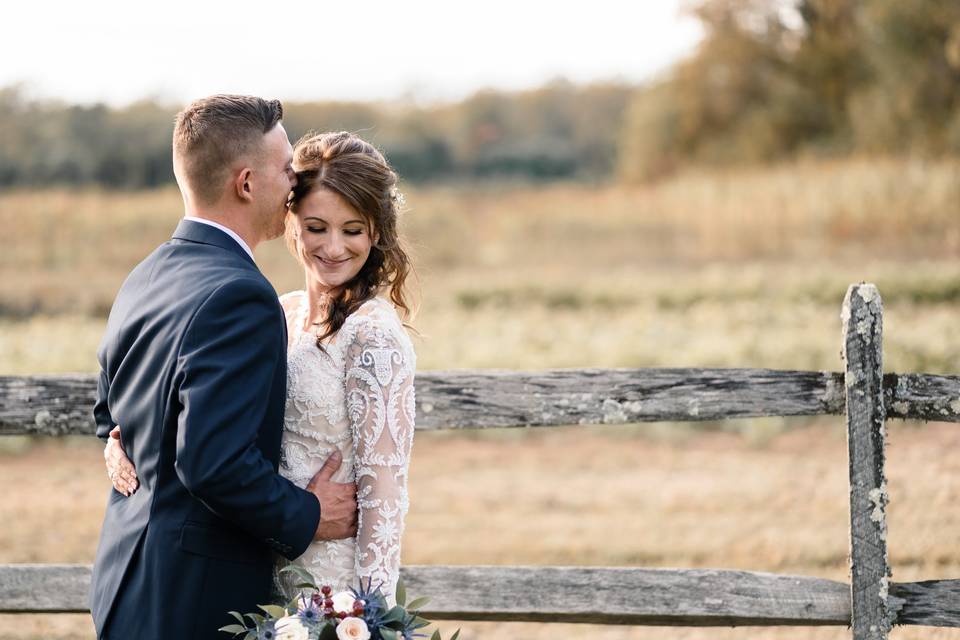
[[850, 0, 960, 153], [619, 0, 960, 181], [620, 0, 815, 181]]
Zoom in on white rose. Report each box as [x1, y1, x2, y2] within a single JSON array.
[[336, 616, 371, 640], [331, 590, 360, 614], [274, 615, 310, 640]]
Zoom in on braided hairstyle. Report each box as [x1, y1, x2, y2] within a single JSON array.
[[286, 131, 414, 346]]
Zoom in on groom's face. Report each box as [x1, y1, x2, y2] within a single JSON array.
[[255, 123, 297, 241]]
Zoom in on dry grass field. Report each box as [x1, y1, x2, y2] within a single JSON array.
[[2, 422, 960, 639], [2, 155, 959, 319], [1, 156, 959, 638]]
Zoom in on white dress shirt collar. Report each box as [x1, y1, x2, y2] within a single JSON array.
[[182, 216, 255, 262]]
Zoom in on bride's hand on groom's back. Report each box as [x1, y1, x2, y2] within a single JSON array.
[[104, 426, 139, 496], [105, 427, 358, 540], [306, 449, 358, 541]]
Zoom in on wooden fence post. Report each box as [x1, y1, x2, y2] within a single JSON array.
[[842, 283, 892, 639]]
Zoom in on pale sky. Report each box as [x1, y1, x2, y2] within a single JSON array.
[[1, 1, 702, 106]]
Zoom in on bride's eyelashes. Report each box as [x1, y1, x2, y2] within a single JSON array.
[[305, 226, 365, 236]]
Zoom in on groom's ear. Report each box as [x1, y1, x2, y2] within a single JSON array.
[[235, 168, 254, 202]]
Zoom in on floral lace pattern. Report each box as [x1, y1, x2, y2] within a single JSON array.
[[273, 292, 415, 604]]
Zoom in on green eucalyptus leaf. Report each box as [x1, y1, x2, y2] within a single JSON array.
[[280, 564, 319, 589], [381, 605, 405, 624], [450, 628, 461, 640], [218, 624, 248, 635], [406, 596, 430, 610], [279, 564, 310, 577], [227, 611, 247, 626], [430, 630, 441, 640], [395, 576, 406, 607], [380, 628, 399, 640], [258, 604, 287, 619]]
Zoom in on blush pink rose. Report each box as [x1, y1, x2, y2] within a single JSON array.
[[336, 616, 371, 640]]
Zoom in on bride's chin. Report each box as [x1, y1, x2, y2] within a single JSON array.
[[305, 273, 342, 291]]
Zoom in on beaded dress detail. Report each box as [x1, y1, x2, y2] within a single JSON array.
[[273, 291, 416, 604]]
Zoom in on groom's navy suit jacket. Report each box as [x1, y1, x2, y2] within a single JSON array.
[[89, 219, 320, 639]]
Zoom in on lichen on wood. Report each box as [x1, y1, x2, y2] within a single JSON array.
[[842, 283, 893, 639]]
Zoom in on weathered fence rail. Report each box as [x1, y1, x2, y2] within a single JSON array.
[[1, 283, 959, 636], [2, 564, 959, 628], [3, 369, 959, 436]]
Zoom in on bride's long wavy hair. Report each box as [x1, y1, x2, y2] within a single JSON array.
[[285, 131, 415, 345]]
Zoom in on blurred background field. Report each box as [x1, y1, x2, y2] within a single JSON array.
[[2, 0, 960, 638], [2, 162, 959, 376], [2, 166, 959, 640]]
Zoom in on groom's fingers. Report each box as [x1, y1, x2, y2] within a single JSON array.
[[337, 481, 357, 496], [311, 449, 343, 483], [306, 451, 360, 540]]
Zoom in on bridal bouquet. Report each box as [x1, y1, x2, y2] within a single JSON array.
[[219, 566, 460, 640]]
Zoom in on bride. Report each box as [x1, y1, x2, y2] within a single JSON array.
[[104, 130, 417, 605]]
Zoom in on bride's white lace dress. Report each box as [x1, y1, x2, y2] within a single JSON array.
[[273, 291, 416, 605]]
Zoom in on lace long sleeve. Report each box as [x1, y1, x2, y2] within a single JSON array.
[[344, 315, 416, 605]]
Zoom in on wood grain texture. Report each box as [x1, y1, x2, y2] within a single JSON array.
[[402, 566, 852, 626], [883, 373, 960, 423], [414, 367, 847, 429], [889, 579, 960, 628], [4, 369, 957, 437], [0, 375, 100, 436], [4, 563, 955, 628], [842, 284, 892, 640], [0, 564, 91, 612], [0, 564, 851, 625]]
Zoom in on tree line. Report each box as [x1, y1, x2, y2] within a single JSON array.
[[1, 0, 958, 189], [0, 81, 633, 189]]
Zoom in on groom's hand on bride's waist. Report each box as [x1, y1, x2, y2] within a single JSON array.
[[306, 449, 358, 541]]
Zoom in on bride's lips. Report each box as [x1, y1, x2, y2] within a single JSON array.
[[315, 255, 351, 266]]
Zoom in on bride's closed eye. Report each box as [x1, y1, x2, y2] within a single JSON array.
[[306, 227, 364, 236]]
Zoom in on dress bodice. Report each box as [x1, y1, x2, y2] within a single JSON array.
[[273, 291, 416, 604]]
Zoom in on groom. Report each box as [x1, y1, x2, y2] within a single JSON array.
[[89, 95, 356, 639]]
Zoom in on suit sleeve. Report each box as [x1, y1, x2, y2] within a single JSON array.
[[173, 278, 320, 559], [93, 367, 116, 443]]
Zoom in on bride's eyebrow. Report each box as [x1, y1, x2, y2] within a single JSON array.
[[304, 216, 366, 225]]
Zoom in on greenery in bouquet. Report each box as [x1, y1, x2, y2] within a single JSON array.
[[219, 565, 460, 640]]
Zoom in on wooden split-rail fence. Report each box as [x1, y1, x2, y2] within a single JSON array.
[[1, 283, 959, 638]]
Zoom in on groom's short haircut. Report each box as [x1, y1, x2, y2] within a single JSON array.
[[173, 95, 284, 205]]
